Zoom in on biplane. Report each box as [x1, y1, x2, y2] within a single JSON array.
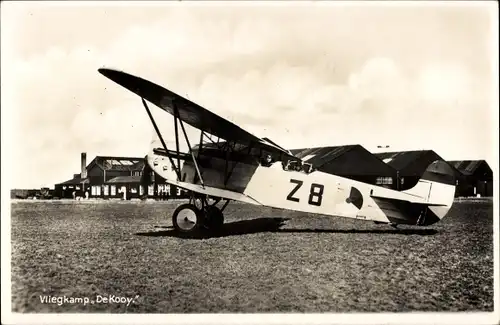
[[98, 68, 456, 234]]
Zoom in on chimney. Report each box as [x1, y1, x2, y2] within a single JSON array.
[[81, 152, 87, 179]]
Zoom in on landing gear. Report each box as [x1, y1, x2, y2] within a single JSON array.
[[172, 204, 202, 233], [203, 205, 224, 231], [171, 197, 227, 234]]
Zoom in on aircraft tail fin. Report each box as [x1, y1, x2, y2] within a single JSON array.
[[402, 160, 456, 222]]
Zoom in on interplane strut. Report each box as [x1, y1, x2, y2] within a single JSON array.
[[172, 101, 205, 188], [141, 98, 182, 181]]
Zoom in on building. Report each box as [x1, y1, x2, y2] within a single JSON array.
[[292, 145, 397, 187], [374, 150, 460, 191], [54, 153, 188, 200], [447, 160, 493, 197], [11, 188, 54, 199]]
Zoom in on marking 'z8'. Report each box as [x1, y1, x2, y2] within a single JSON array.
[[286, 179, 324, 206]]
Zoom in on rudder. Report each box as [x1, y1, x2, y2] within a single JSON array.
[[403, 160, 456, 224]]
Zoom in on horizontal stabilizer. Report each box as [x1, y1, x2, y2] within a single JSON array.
[[371, 195, 447, 207]]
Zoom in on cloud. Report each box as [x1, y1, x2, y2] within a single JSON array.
[[3, 3, 495, 188]]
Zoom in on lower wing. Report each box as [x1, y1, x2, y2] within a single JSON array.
[[165, 179, 263, 205]]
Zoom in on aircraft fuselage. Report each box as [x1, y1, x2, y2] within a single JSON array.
[[148, 151, 455, 226]]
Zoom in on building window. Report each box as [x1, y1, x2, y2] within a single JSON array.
[[148, 185, 154, 196], [157, 184, 170, 194], [130, 187, 137, 194], [90, 185, 101, 196], [103, 185, 109, 196], [110, 185, 116, 196], [376, 177, 393, 185], [139, 185, 144, 196]]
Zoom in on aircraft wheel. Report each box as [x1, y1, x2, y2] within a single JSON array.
[[172, 204, 202, 233], [203, 206, 224, 231]]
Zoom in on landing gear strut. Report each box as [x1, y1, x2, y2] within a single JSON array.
[[203, 205, 224, 230], [171, 196, 226, 233]]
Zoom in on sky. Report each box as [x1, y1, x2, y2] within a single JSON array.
[[1, 1, 498, 189]]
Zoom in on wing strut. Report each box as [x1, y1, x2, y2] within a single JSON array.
[[173, 101, 205, 188], [173, 104, 182, 178], [141, 98, 182, 181], [197, 130, 204, 159]]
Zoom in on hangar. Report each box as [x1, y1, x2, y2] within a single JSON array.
[[292, 145, 397, 188], [54, 153, 188, 199], [447, 160, 493, 197]]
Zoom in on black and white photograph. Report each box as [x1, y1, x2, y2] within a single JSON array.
[[1, 1, 498, 324]]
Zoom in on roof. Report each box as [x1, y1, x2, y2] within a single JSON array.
[[374, 150, 446, 176], [291, 145, 395, 177], [447, 160, 491, 176], [290, 148, 304, 156], [87, 156, 145, 172], [56, 178, 89, 186], [292, 145, 358, 168], [375, 151, 428, 170], [106, 176, 142, 184]]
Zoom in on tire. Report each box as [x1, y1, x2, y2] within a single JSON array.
[[204, 206, 224, 231], [172, 204, 202, 233]]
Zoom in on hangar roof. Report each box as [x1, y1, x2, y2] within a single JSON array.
[[290, 148, 304, 156], [292, 145, 358, 168], [87, 156, 145, 172], [374, 150, 447, 176], [106, 176, 142, 184], [291, 145, 395, 177], [447, 160, 492, 177], [448, 160, 486, 175], [55, 178, 89, 186]]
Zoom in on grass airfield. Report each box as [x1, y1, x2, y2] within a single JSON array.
[[10, 199, 494, 313]]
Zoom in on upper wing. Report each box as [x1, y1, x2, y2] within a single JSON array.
[[261, 137, 292, 155], [98, 68, 295, 159]]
